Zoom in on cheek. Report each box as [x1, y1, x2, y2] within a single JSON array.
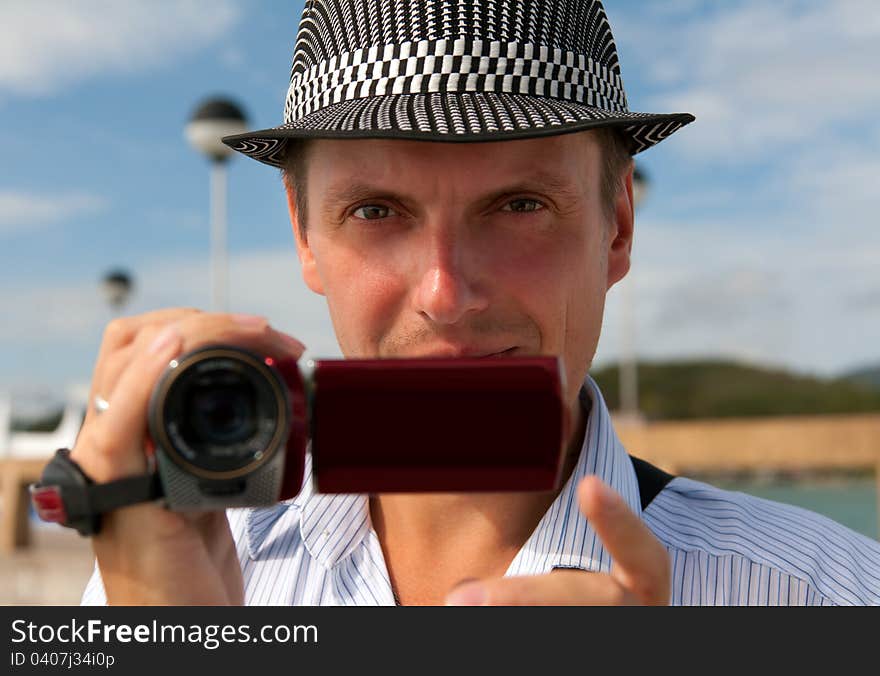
[[312, 241, 406, 356], [561, 252, 607, 398], [487, 228, 592, 335], [491, 228, 605, 391]]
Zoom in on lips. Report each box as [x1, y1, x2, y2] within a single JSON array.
[[485, 347, 518, 358], [415, 346, 518, 358]]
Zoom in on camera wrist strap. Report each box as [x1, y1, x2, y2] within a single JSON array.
[[30, 448, 164, 536], [86, 473, 165, 513]]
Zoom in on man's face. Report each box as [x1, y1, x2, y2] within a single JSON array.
[[289, 131, 633, 408]]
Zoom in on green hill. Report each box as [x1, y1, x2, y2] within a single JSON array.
[[590, 360, 880, 421], [842, 365, 880, 392]]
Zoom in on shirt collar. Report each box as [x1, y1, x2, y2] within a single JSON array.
[[504, 376, 642, 575], [245, 375, 641, 572], [244, 449, 372, 565]]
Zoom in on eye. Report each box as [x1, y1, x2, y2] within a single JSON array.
[[502, 198, 544, 213], [352, 204, 396, 220]]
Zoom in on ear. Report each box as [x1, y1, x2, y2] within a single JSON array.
[[285, 179, 325, 295], [605, 162, 635, 290]]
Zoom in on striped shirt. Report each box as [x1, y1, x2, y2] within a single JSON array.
[[82, 376, 880, 605]]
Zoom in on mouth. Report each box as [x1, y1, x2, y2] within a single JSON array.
[[415, 346, 519, 358], [484, 347, 518, 358]]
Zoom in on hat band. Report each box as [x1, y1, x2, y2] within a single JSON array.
[[285, 38, 628, 124]]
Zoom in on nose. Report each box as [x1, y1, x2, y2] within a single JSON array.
[[413, 230, 489, 326]]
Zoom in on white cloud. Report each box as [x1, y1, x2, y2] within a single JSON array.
[[0, 190, 107, 233], [228, 251, 342, 360], [653, 268, 790, 329], [0, 246, 340, 391], [220, 46, 246, 69], [0, 282, 106, 342], [605, 1, 880, 377], [136, 248, 342, 359], [784, 149, 880, 229], [0, 0, 240, 97], [596, 214, 880, 377], [624, 0, 880, 160]]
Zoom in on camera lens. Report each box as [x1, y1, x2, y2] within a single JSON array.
[[186, 372, 257, 445], [150, 347, 289, 475]]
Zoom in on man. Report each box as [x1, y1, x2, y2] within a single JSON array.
[[75, 0, 880, 605]]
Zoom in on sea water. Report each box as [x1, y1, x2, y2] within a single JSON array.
[[706, 476, 879, 541]]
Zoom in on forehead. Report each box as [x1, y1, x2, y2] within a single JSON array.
[[301, 131, 602, 192]]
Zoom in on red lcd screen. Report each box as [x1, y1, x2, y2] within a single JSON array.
[[310, 357, 566, 493]]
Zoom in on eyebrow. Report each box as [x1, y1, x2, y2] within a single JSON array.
[[320, 170, 583, 211]]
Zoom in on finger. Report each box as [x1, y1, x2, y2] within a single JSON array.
[[98, 308, 202, 354], [445, 570, 636, 606], [89, 308, 201, 415], [577, 476, 670, 605], [85, 314, 306, 482], [92, 312, 305, 412], [94, 313, 306, 422], [75, 323, 185, 481], [87, 342, 136, 424], [92, 307, 201, 373], [172, 313, 306, 361]]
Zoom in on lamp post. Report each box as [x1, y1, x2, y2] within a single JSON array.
[[185, 97, 249, 312], [619, 165, 649, 422], [100, 269, 134, 316]]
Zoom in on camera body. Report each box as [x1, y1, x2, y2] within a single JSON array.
[[148, 345, 567, 511], [32, 345, 565, 534], [147, 346, 308, 510]]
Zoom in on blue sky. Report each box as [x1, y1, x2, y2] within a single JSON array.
[[1, 0, 879, 402]]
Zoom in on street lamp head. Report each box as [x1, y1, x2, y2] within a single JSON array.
[[186, 97, 249, 163], [101, 269, 134, 310], [632, 163, 650, 211]]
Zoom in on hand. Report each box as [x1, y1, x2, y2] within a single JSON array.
[[444, 476, 670, 605], [71, 308, 306, 605]]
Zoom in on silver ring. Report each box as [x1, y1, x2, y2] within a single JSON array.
[[93, 395, 110, 415]]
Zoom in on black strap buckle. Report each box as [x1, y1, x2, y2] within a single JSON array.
[[29, 448, 164, 536]]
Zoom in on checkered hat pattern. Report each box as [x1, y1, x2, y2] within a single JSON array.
[[223, 0, 694, 166]]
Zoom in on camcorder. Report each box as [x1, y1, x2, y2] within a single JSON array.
[[31, 344, 567, 534]]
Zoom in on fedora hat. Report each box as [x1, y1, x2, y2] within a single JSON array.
[[223, 0, 694, 166]]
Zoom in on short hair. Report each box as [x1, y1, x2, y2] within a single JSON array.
[[281, 128, 632, 239]]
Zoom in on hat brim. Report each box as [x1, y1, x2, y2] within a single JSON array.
[[222, 92, 694, 168]]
